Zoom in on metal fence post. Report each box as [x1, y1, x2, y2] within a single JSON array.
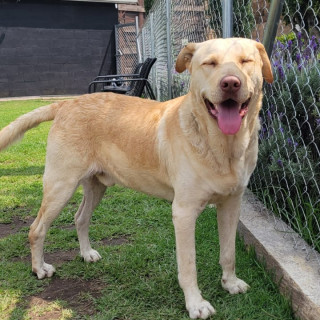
[[135, 16, 143, 63], [166, 0, 172, 99], [263, 0, 285, 57], [150, 12, 155, 58], [150, 11, 157, 99], [222, 0, 233, 38], [141, 28, 146, 60]]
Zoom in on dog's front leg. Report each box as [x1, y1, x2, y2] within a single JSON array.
[[172, 200, 216, 319], [217, 193, 249, 294]]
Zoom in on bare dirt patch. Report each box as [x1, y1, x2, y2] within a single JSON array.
[[0, 216, 34, 238], [26, 297, 64, 320], [100, 236, 130, 246], [25, 277, 105, 319], [8, 233, 130, 318]]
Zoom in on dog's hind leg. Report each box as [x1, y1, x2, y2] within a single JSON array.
[[29, 172, 80, 279], [75, 176, 106, 262]]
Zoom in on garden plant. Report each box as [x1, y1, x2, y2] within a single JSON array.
[[250, 32, 320, 252]]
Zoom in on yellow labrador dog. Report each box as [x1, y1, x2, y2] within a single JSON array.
[[0, 38, 272, 319]]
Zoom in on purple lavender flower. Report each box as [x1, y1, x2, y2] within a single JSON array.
[[259, 127, 266, 139], [296, 53, 301, 64], [277, 65, 285, 80], [303, 47, 311, 63], [269, 127, 274, 136], [267, 110, 272, 119], [273, 60, 280, 68], [287, 40, 293, 50], [316, 118, 320, 127], [310, 35, 317, 54], [280, 127, 284, 133], [297, 32, 303, 49], [277, 159, 283, 167], [287, 138, 298, 149]]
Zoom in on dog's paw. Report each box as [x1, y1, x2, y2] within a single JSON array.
[[221, 277, 249, 294], [34, 263, 56, 279], [188, 300, 216, 319], [81, 249, 102, 262]]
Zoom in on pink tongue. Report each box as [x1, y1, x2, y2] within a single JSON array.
[[217, 102, 242, 135]]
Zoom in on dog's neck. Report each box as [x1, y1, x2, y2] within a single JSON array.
[[179, 93, 260, 174]]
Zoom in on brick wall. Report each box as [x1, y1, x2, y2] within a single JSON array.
[[0, 1, 118, 97]]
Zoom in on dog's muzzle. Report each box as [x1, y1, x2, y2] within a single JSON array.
[[205, 98, 250, 135]]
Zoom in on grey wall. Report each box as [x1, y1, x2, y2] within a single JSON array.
[[0, 1, 118, 97]]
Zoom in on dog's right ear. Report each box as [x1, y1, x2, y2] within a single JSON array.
[[175, 43, 197, 73], [255, 42, 273, 83]]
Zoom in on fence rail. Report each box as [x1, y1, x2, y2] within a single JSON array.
[[136, 0, 320, 267]]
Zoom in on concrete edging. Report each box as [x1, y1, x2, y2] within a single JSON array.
[[239, 190, 320, 320]]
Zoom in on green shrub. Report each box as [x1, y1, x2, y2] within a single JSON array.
[[250, 36, 320, 252]]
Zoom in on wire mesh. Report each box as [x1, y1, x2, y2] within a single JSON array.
[[115, 23, 139, 74], [170, 0, 211, 98], [139, 0, 320, 266], [248, 0, 320, 266]]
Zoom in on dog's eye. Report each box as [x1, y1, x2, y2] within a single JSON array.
[[241, 59, 253, 64], [203, 60, 217, 67]]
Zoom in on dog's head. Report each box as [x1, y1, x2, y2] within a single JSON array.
[[176, 38, 273, 135]]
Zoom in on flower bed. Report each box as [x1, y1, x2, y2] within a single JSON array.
[[250, 32, 320, 252]]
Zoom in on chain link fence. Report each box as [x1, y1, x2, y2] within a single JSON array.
[[115, 23, 139, 75], [137, 0, 320, 267], [249, 1, 320, 265]]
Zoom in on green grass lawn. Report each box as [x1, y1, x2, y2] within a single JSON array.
[[0, 99, 296, 319]]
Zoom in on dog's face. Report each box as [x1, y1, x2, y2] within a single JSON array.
[[176, 38, 273, 135]]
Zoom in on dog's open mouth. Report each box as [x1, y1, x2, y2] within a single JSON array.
[[205, 98, 250, 135]]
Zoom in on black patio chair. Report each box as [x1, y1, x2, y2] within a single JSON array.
[[88, 58, 157, 100]]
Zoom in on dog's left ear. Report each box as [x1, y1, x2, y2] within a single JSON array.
[[255, 42, 273, 83], [175, 43, 197, 73]]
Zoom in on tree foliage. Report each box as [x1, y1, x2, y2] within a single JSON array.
[[282, 0, 320, 35], [144, 0, 155, 15]]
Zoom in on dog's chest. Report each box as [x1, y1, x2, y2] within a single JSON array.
[[208, 133, 258, 196], [189, 138, 256, 200], [210, 158, 249, 196]]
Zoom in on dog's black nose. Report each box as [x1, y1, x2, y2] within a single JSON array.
[[220, 76, 241, 93]]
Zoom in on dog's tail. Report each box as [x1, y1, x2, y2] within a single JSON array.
[[0, 102, 59, 151]]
